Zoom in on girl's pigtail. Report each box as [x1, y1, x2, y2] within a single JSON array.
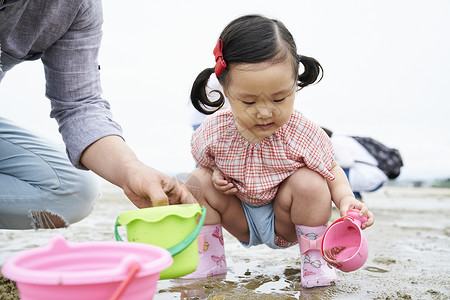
[[190, 68, 226, 115], [297, 55, 324, 88]]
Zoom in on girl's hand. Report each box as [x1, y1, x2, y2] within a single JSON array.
[[338, 196, 375, 229], [211, 168, 238, 195]]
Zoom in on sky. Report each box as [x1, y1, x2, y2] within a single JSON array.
[[1, 0, 449, 181]]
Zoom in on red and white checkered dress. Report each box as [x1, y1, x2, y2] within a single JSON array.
[[191, 109, 335, 206]]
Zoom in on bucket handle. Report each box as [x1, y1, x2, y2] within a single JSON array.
[[109, 262, 140, 300], [114, 206, 207, 257]]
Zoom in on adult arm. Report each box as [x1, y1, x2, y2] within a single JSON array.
[[41, 1, 194, 207], [81, 135, 195, 207]]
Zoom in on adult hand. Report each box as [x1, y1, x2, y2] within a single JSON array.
[[338, 196, 375, 229], [80, 136, 197, 208], [122, 161, 197, 208]]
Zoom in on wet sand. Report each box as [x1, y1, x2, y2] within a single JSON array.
[[1, 184, 449, 299]]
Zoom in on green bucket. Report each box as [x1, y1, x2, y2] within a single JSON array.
[[115, 204, 206, 280]]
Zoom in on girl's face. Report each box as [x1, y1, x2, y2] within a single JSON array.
[[224, 59, 297, 143]]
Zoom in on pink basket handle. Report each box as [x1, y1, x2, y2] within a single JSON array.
[[109, 262, 141, 300], [346, 209, 368, 227]]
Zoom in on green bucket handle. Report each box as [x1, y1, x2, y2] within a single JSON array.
[[115, 206, 207, 257]]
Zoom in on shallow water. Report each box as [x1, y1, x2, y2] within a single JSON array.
[[1, 186, 450, 299]]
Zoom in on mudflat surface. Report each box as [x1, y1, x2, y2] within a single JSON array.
[[1, 185, 449, 299]]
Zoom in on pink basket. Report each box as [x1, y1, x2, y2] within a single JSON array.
[[321, 209, 368, 272], [2, 236, 172, 300]]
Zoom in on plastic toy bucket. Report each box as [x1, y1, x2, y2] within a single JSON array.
[[321, 209, 369, 272], [115, 204, 206, 280], [1, 235, 172, 300]]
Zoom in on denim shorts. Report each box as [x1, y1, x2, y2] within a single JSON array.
[[239, 201, 284, 249]]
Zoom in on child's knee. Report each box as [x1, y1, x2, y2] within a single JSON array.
[[185, 167, 213, 199], [285, 168, 329, 198]]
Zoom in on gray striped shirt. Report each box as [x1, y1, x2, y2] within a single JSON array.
[[0, 0, 123, 169]]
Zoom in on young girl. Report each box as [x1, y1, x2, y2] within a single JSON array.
[[185, 14, 374, 288]]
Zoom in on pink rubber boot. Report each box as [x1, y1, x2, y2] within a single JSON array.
[[296, 225, 338, 288], [182, 224, 227, 279]]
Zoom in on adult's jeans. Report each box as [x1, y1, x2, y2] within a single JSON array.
[[0, 117, 100, 229]]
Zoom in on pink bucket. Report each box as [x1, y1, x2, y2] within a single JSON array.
[[321, 209, 369, 272], [1, 235, 173, 300]]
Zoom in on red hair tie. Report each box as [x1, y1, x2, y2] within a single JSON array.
[[213, 39, 227, 77]]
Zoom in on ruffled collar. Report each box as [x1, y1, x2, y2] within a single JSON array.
[[223, 109, 296, 147]]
